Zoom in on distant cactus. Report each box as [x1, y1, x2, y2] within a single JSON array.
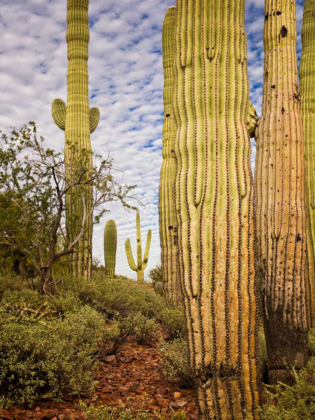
[[255, 0, 308, 383], [159, 6, 182, 306], [51, 0, 100, 279], [300, 0, 315, 327], [104, 220, 117, 278], [125, 213, 151, 282], [173, 0, 261, 416]]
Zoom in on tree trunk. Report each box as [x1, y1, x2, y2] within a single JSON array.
[[174, 0, 261, 417]]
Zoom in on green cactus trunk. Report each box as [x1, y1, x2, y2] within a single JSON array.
[[104, 219, 117, 278], [255, 0, 309, 383], [173, 0, 261, 417], [159, 7, 182, 306], [300, 0, 315, 328], [125, 213, 151, 283], [52, 0, 100, 280]]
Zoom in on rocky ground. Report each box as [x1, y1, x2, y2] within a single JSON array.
[[1, 340, 198, 420]]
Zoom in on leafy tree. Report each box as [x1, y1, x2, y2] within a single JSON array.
[[0, 122, 135, 295]]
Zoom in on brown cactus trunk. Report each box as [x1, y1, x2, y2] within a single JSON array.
[[255, 0, 309, 383]]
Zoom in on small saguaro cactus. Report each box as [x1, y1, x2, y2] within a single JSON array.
[[51, 0, 100, 280], [300, 0, 315, 327], [173, 0, 261, 417], [125, 213, 151, 282], [159, 6, 182, 306], [104, 219, 117, 278], [255, 0, 308, 383]]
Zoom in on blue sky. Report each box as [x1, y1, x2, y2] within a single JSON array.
[[0, 0, 305, 278]]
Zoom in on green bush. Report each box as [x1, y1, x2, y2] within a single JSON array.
[[148, 265, 163, 284], [74, 274, 166, 319], [0, 306, 105, 407], [255, 358, 315, 420], [160, 338, 196, 388], [158, 307, 187, 340], [81, 402, 187, 420]]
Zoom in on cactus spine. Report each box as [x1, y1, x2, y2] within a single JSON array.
[[104, 219, 117, 278], [125, 213, 151, 282], [300, 0, 315, 327], [174, 0, 261, 417], [52, 0, 100, 279], [159, 7, 182, 306], [255, 0, 308, 383]]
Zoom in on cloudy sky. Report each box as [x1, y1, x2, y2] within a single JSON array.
[[0, 0, 305, 279]]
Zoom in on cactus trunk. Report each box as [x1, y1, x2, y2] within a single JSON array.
[[104, 219, 117, 278], [173, 0, 261, 417], [300, 0, 315, 328], [159, 7, 182, 306], [125, 213, 151, 282], [255, 0, 309, 383], [52, 0, 100, 280]]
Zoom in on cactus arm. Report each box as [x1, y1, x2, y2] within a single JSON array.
[[125, 238, 137, 272], [301, 0, 315, 327], [246, 101, 259, 138], [89, 107, 100, 133], [52, 99, 66, 131], [142, 229, 151, 271]]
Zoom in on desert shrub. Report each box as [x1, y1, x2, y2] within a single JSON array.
[[148, 265, 163, 284], [73, 274, 166, 319], [254, 358, 315, 420], [158, 307, 187, 340], [160, 338, 196, 388], [81, 402, 187, 420], [309, 328, 315, 355], [0, 306, 105, 407]]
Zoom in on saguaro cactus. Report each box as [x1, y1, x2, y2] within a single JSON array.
[[300, 0, 315, 327], [159, 7, 182, 306], [125, 213, 151, 282], [255, 0, 308, 383], [104, 219, 117, 278], [52, 0, 100, 279], [174, 0, 261, 417]]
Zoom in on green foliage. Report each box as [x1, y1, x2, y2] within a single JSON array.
[[148, 265, 163, 284], [309, 328, 315, 355], [81, 402, 187, 420], [157, 307, 187, 340], [252, 358, 315, 420], [160, 338, 196, 388], [0, 306, 105, 407]]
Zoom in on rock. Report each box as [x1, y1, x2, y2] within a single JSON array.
[[104, 355, 116, 363], [0, 409, 13, 420]]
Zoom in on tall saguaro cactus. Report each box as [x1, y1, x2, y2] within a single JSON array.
[[255, 0, 308, 383], [159, 7, 182, 306], [52, 0, 100, 279], [300, 0, 315, 327], [174, 0, 261, 418], [125, 213, 151, 282], [104, 219, 117, 278]]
